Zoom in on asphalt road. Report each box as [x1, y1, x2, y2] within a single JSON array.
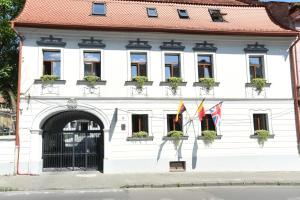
[[1, 186, 300, 200]]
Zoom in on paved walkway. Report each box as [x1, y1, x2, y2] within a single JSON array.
[[1, 171, 300, 191]]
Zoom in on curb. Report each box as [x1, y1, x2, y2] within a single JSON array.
[[120, 181, 300, 189]]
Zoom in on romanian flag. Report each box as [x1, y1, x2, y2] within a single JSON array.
[[175, 101, 186, 122], [197, 99, 205, 122]]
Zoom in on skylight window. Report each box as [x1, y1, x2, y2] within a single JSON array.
[[209, 9, 224, 22], [177, 9, 189, 19], [92, 2, 106, 16], [147, 8, 158, 17]]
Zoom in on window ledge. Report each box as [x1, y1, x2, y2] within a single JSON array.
[[250, 134, 275, 139], [125, 81, 153, 86], [0, 135, 16, 141], [77, 80, 107, 85], [34, 79, 66, 84], [163, 136, 189, 140], [159, 81, 187, 86], [193, 82, 220, 87], [245, 83, 271, 87], [126, 136, 154, 141], [197, 135, 222, 140]]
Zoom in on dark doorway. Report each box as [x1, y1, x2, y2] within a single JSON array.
[[42, 111, 104, 172]]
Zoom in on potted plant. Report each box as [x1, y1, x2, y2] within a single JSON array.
[[40, 75, 59, 84], [201, 130, 217, 144], [199, 78, 215, 90], [132, 131, 148, 138], [167, 130, 184, 139], [168, 77, 183, 92], [132, 76, 148, 90], [84, 75, 100, 86], [255, 129, 269, 144], [251, 78, 267, 93]]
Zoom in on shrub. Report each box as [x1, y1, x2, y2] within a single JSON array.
[[132, 76, 148, 89], [168, 77, 183, 91], [251, 78, 267, 93], [255, 129, 269, 143], [199, 78, 215, 90], [202, 130, 217, 143], [84, 75, 100, 85], [167, 130, 184, 139], [132, 131, 148, 138], [40, 75, 59, 83]]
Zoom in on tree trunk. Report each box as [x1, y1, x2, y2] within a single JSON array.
[[7, 88, 16, 113]]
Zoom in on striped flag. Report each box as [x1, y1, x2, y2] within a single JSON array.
[[197, 99, 205, 122], [175, 101, 186, 122], [209, 102, 222, 127]]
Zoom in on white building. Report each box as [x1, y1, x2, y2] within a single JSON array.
[[2, 0, 300, 174]]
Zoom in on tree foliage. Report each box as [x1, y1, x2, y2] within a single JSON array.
[[0, 0, 24, 111]]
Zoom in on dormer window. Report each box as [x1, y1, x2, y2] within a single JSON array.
[[147, 8, 158, 17], [178, 9, 189, 19], [209, 9, 224, 22], [92, 2, 106, 16]]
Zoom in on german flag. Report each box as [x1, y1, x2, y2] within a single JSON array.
[[175, 101, 186, 122], [197, 99, 205, 122]]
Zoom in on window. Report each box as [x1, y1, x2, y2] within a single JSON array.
[[84, 52, 101, 77], [132, 114, 148, 134], [198, 55, 213, 79], [253, 114, 268, 132], [92, 2, 106, 15], [178, 9, 189, 19], [43, 50, 61, 78], [209, 9, 224, 22], [165, 54, 181, 81], [201, 114, 215, 132], [167, 114, 182, 132], [147, 8, 157, 17], [130, 53, 147, 79], [249, 56, 264, 80]]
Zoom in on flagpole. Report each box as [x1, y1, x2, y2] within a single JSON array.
[[207, 101, 223, 111]]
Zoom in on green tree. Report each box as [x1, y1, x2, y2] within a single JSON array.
[[0, 0, 24, 111]]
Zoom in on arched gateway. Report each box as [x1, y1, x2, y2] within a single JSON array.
[[42, 111, 104, 172]]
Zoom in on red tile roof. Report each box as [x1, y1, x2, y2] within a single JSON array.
[[13, 0, 297, 36]]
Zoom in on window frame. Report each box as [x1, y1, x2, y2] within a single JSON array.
[[194, 52, 217, 82], [39, 47, 64, 79], [164, 110, 186, 135], [83, 51, 102, 78], [131, 114, 149, 135], [162, 52, 183, 81], [177, 9, 189, 19], [80, 48, 104, 80], [147, 7, 158, 18], [249, 109, 272, 136], [127, 110, 152, 137], [201, 114, 216, 132], [92, 2, 106, 16], [245, 53, 268, 83], [208, 9, 224, 22], [253, 113, 269, 132], [127, 50, 150, 81], [129, 52, 148, 80]]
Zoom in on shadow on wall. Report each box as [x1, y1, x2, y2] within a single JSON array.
[[109, 108, 118, 141]]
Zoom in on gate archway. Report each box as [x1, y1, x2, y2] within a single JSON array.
[[42, 111, 104, 172]]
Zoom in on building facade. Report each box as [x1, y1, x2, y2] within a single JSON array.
[[2, 0, 300, 174]]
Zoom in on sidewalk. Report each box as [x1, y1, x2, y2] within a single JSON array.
[[1, 171, 300, 191]]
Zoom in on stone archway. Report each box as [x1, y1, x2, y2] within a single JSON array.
[[41, 111, 104, 172]]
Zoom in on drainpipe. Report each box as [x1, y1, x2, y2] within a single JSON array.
[[289, 33, 300, 154]]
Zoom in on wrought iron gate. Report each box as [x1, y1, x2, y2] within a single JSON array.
[[42, 112, 104, 171]]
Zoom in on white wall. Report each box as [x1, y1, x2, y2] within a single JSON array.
[[10, 28, 300, 174]]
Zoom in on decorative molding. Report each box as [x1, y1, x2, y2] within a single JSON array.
[[36, 35, 66, 47], [78, 37, 106, 48], [126, 38, 152, 50], [66, 98, 77, 109], [193, 41, 217, 52], [126, 136, 154, 141], [77, 80, 107, 85], [124, 81, 153, 86], [244, 42, 268, 53], [160, 40, 185, 51], [197, 135, 222, 140], [162, 136, 189, 140], [34, 79, 66, 84]]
